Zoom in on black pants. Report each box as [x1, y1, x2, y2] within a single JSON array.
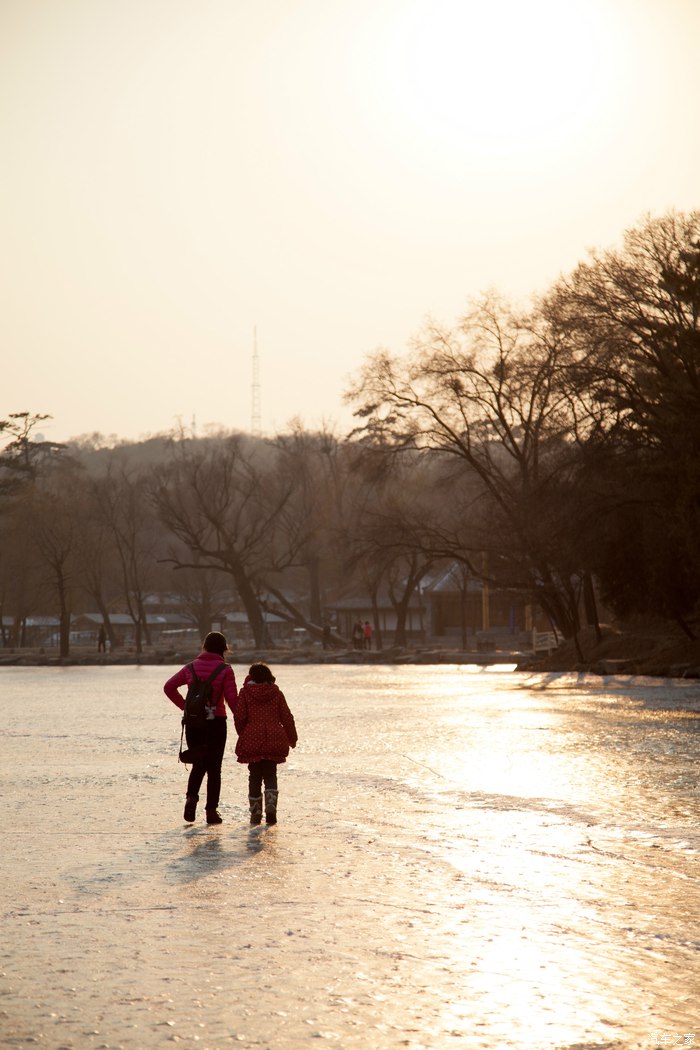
[[248, 759, 278, 796], [185, 717, 227, 809]]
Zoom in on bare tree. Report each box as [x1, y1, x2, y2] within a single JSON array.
[[545, 210, 700, 636], [346, 294, 589, 648], [340, 447, 437, 648], [169, 558, 232, 640], [0, 412, 73, 651], [77, 476, 123, 649], [151, 435, 299, 648], [32, 489, 77, 658], [96, 465, 161, 654], [0, 500, 45, 646], [267, 423, 353, 641]]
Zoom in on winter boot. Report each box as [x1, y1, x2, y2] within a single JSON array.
[[265, 789, 279, 825], [249, 796, 263, 826], [206, 808, 223, 825], [184, 795, 198, 823]]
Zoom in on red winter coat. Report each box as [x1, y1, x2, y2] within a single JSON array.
[[163, 651, 238, 717], [234, 680, 297, 764]]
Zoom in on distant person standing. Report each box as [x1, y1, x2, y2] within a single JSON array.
[[352, 620, 364, 650], [234, 662, 297, 826], [363, 620, 374, 650], [97, 625, 107, 652], [163, 631, 238, 825]]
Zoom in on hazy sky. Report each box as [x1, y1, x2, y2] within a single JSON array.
[[2, 0, 699, 444]]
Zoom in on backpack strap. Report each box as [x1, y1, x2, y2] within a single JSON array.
[[204, 663, 227, 685], [184, 662, 226, 697], [202, 663, 227, 717]]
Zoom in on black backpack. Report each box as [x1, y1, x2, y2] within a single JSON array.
[[182, 662, 227, 727]]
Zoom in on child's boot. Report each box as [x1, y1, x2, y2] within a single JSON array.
[[249, 795, 263, 826], [265, 788, 279, 825]]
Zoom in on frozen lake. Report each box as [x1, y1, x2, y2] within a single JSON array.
[[1, 664, 699, 1049]]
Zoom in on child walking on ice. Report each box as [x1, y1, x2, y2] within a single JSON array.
[[234, 662, 298, 825]]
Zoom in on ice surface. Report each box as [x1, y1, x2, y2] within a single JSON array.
[[1, 664, 699, 1049]]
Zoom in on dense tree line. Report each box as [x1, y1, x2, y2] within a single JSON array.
[[348, 210, 700, 652], [0, 415, 427, 653], [2, 211, 699, 655]]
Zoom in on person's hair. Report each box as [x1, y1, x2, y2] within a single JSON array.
[[248, 661, 275, 684], [203, 631, 228, 655]]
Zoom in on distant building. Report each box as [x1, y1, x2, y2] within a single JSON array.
[[423, 564, 548, 646], [327, 565, 550, 650]]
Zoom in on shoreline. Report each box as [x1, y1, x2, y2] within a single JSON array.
[[0, 646, 529, 669], [3, 631, 700, 678]]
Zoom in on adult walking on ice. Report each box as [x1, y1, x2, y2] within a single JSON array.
[[163, 631, 238, 825], [234, 662, 297, 826]]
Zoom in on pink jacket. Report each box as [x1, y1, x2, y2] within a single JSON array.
[[163, 651, 238, 717], [234, 679, 297, 764]]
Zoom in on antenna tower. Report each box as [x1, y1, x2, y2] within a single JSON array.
[[251, 326, 262, 436]]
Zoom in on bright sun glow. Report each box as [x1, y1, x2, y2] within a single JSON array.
[[365, 0, 618, 163]]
